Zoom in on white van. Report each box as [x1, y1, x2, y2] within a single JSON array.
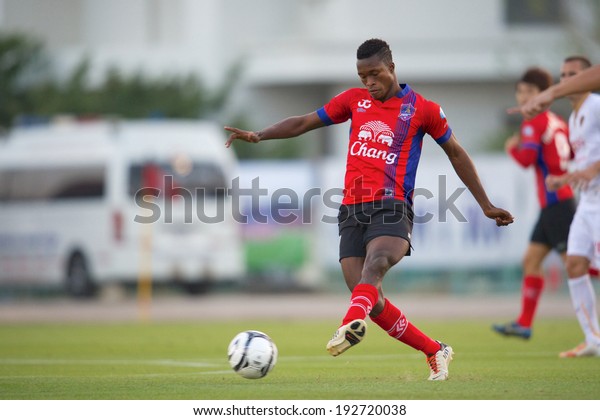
[[0, 119, 245, 297]]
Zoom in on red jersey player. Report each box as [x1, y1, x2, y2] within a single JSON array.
[[493, 67, 575, 340], [225, 39, 514, 381]]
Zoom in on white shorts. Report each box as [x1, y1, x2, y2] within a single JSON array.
[[567, 199, 600, 267]]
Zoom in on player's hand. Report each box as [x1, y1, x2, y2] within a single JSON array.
[[569, 168, 596, 190], [484, 207, 514, 227], [507, 89, 554, 120], [224, 126, 260, 148], [545, 174, 567, 191]]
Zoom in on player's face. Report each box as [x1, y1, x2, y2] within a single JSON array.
[[515, 82, 541, 107], [560, 60, 588, 100], [560, 60, 585, 82], [357, 56, 396, 101]]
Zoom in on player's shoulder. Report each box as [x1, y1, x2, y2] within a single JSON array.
[[409, 89, 443, 116], [526, 110, 559, 130], [528, 110, 549, 126], [339, 87, 368, 98], [586, 93, 600, 109], [330, 87, 368, 104]]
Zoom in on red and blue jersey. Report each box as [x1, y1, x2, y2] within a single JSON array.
[[508, 110, 574, 208], [317, 84, 452, 205]]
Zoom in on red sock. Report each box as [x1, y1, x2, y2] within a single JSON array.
[[370, 299, 441, 355], [341, 283, 378, 325], [517, 275, 544, 328]]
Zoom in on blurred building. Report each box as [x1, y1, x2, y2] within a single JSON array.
[[1, 0, 599, 155]]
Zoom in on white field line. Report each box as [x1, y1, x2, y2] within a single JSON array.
[[0, 351, 559, 380]]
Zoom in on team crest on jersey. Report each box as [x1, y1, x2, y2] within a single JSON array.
[[522, 125, 534, 137], [399, 103, 416, 121]]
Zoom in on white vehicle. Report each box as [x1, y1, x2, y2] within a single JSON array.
[[0, 119, 245, 297]]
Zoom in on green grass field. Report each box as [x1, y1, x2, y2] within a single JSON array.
[[0, 318, 598, 400]]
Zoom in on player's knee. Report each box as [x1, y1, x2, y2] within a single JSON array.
[[566, 256, 589, 278], [364, 250, 399, 276]]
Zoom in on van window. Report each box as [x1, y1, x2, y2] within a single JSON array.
[[128, 161, 227, 198], [0, 166, 105, 202]]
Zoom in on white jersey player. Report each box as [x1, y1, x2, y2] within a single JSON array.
[[547, 56, 600, 357]]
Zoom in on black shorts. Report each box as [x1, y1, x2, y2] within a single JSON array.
[[338, 199, 413, 260], [530, 198, 576, 253]]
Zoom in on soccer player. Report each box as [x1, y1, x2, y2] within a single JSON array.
[[493, 67, 575, 340], [225, 39, 514, 380], [544, 56, 600, 357], [516, 63, 600, 119]]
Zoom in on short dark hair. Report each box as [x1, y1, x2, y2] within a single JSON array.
[[357, 39, 393, 64], [519, 67, 553, 91], [564, 55, 592, 69]]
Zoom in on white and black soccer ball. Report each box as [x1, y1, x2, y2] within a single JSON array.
[[227, 330, 278, 379]]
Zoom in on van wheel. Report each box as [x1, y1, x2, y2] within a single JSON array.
[[66, 253, 96, 298]]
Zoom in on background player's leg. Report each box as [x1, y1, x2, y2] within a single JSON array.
[[517, 243, 552, 327], [561, 255, 600, 357], [493, 242, 551, 339]]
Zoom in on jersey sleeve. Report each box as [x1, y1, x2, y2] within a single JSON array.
[[508, 144, 537, 168], [316, 90, 353, 126], [511, 118, 543, 167], [423, 100, 452, 145]]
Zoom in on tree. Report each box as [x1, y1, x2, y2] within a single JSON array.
[[0, 31, 238, 130], [0, 32, 48, 130]]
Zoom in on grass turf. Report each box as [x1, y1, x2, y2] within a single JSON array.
[[0, 318, 598, 400]]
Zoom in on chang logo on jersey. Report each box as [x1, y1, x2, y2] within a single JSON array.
[[351, 120, 398, 165], [357, 121, 394, 146]]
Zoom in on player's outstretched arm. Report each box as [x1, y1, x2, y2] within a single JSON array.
[[511, 64, 600, 119], [441, 134, 514, 227], [224, 112, 325, 148]]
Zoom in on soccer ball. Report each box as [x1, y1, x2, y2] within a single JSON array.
[[227, 330, 278, 379]]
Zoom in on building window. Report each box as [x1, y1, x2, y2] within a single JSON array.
[[505, 0, 563, 25]]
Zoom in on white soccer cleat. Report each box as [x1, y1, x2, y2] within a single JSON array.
[[559, 342, 600, 358], [326, 319, 367, 357], [427, 342, 454, 381]]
